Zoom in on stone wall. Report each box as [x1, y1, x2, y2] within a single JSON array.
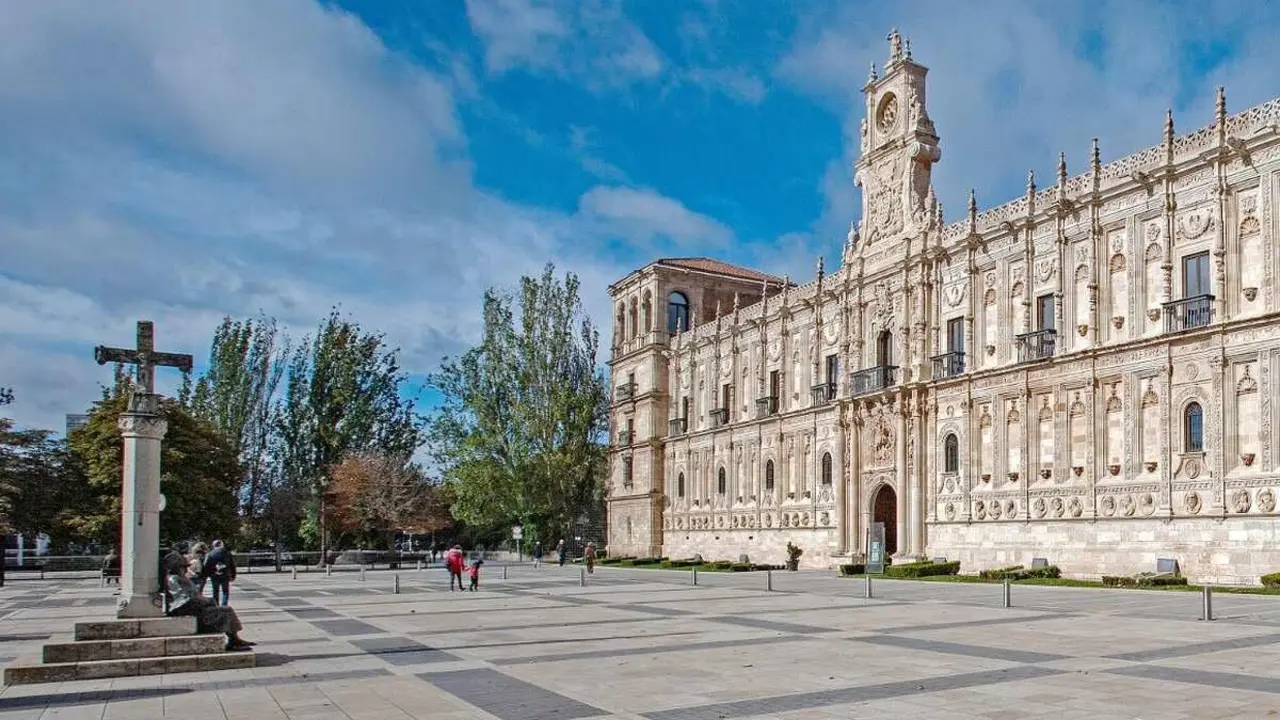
[[662, 527, 838, 569], [928, 517, 1280, 586]]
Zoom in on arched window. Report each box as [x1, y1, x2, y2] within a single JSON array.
[[944, 433, 960, 473], [677, 472, 685, 498], [876, 330, 894, 367], [821, 453, 833, 485], [717, 467, 727, 495], [667, 291, 689, 334], [615, 304, 625, 343], [642, 291, 652, 334], [1184, 402, 1204, 453], [765, 460, 775, 491], [629, 298, 639, 339]]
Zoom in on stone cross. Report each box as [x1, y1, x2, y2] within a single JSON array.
[[94, 321, 193, 394], [92, 320, 192, 619]]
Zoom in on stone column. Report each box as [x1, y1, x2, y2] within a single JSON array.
[[117, 394, 168, 619]]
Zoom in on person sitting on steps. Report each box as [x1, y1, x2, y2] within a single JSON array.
[[162, 548, 254, 651]]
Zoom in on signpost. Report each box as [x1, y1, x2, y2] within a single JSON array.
[[512, 525, 523, 562], [866, 522, 886, 574]]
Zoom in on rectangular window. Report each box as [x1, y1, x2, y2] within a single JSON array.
[[1183, 251, 1210, 298], [626, 418, 634, 444], [722, 384, 734, 420], [628, 372, 636, 391], [947, 317, 965, 353], [826, 354, 839, 387], [681, 396, 689, 420], [769, 370, 780, 399], [1036, 294, 1055, 331]]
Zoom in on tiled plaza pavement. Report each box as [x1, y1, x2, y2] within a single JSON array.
[[4, 567, 1280, 719]]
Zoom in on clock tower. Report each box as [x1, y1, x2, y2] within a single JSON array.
[[854, 28, 941, 261]]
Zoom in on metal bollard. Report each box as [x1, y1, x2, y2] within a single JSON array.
[[502, 564, 508, 580], [766, 570, 773, 592], [1002, 579, 1012, 608], [416, 560, 422, 572], [864, 574, 873, 599], [1202, 584, 1214, 621], [692, 566, 698, 586], [359, 566, 366, 582], [580, 568, 587, 587], [291, 566, 297, 580], [393, 574, 400, 594], [325, 565, 332, 578]]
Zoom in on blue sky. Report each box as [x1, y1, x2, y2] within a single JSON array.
[[2, 0, 1279, 433]]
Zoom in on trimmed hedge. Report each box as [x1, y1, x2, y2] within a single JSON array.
[[979, 565, 1062, 581], [599, 556, 627, 566], [631, 557, 663, 566], [667, 558, 702, 567], [884, 560, 961, 578], [1263, 572, 1280, 588], [839, 564, 866, 576], [1103, 573, 1188, 587]]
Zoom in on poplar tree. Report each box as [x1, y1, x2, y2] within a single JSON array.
[[427, 264, 608, 543]]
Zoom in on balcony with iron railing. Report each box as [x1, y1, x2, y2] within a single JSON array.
[[850, 366, 898, 396], [668, 417, 687, 436], [616, 430, 633, 446], [811, 383, 837, 406], [1163, 294, 1214, 333], [614, 382, 637, 401], [755, 396, 778, 418], [1015, 329, 1056, 363], [930, 351, 966, 380], [709, 408, 729, 428]]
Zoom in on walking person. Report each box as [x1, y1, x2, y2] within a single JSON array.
[[584, 542, 596, 574], [445, 544, 465, 591], [468, 559, 483, 591], [556, 539, 566, 567], [532, 542, 543, 569], [203, 539, 237, 606]]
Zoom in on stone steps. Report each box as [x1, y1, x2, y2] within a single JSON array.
[[3, 616, 256, 686], [4, 649, 255, 685], [44, 633, 226, 663], [74, 616, 197, 641]]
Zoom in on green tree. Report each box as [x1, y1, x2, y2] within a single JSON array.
[[427, 264, 608, 542], [0, 419, 88, 547], [67, 379, 242, 547], [186, 314, 288, 518], [275, 309, 423, 562]]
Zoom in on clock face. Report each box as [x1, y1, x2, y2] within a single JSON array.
[[876, 93, 898, 132]]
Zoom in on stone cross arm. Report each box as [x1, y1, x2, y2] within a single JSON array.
[[93, 321, 194, 395]]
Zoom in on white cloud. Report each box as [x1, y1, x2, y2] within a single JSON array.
[[0, 0, 692, 434], [578, 186, 734, 248], [465, 0, 664, 89]]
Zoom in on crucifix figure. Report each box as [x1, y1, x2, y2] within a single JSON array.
[[92, 320, 193, 618], [94, 320, 194, 394]]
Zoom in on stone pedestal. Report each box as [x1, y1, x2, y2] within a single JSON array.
[[117, 394, 167, 619]]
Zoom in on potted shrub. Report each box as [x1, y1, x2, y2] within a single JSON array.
[[785, 542, 803, 571]]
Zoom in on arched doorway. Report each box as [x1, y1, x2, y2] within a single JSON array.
[[872, 484, 898, 557]]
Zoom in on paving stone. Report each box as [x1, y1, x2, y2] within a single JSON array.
[[418, 668, 606, 720]]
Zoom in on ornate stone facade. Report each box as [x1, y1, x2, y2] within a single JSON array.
[[606, 30, 1280, 584]]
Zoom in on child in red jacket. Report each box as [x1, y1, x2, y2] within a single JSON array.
[[468, 559, 484, 591]]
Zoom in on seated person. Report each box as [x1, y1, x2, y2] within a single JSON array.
[[161, 551, 254, 651]]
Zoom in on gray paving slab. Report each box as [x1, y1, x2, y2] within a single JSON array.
[[1106, 631, 1280, 661], [703, 615, 834, 634], [1107, 664, 1280, 694], [489, 633, 814, 665], [852, 633, 1072, 664], [309, 618, 383, 636], [642, 666, 1064, 720], [349, 636, 462, 666], [418, 668, 607, 720]]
